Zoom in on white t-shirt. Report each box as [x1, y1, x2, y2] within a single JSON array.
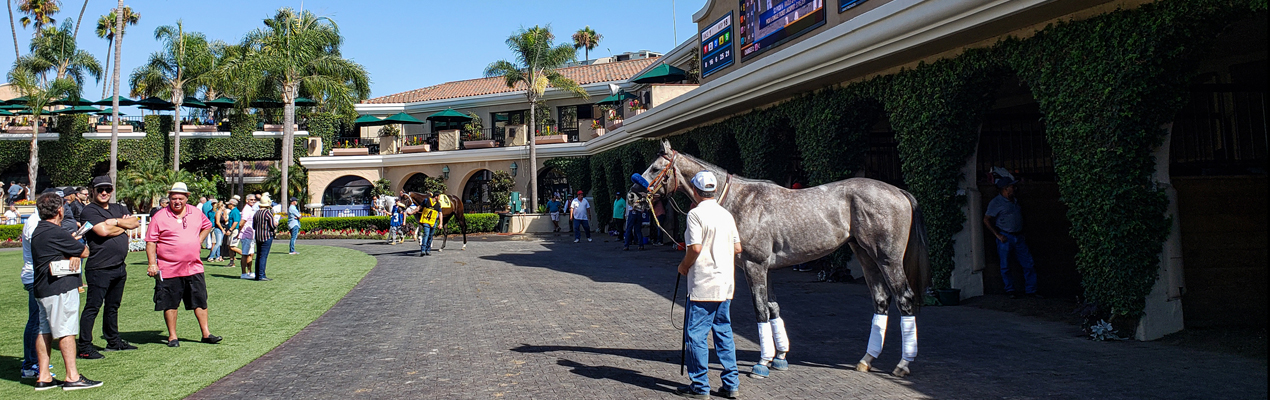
[[20, 213, 40, 284], [569, 198, 591, 220], [239, 204, 259, 239], [3, 209, 18, 224], [684, 199, 740, 301]]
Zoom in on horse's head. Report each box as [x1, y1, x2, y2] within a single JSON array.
[[632, 140, 680, 206]]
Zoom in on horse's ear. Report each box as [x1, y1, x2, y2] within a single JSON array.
[[661, 140, 673, 153]]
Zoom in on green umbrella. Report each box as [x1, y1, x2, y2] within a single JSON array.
[[96, 107, 126, 115], [93, 96, 136, 106], [425, 108, 473, 123], [135, 96, 174, 110], [14, 109, 35, 115], [53, 96, 97, 106], [5, 96, 33, 105], [203, 96, 236, 107], [381, 112, 424, 125], [249, 98, 283, 108], [180, 96, 209, 109], [55, 105, 104, 114], [294, 97, 317, 107], [0, 109, 14, 116], [632, 63, 688, 84], [595, 90, 638, 105], [353, 114, 385, 126], [0, 104, 26, 110]]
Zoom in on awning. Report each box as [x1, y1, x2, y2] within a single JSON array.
[[595, 91, 637, 105], [631, 64, 687, 84]]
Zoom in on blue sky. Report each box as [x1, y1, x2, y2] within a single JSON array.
[[3, 0, 700, 103]]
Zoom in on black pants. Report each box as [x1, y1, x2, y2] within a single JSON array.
[[79, 264, 127, 348], [610, 218, 625, 239]]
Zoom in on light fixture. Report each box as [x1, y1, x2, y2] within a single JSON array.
[[442, 165, 450, 180], [510, 162, 518, 177]]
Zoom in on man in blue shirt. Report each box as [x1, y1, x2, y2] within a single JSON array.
[[546, 196, 563, 233], [224, 199, 242, 266], [983, 177, 1038, 299], [287, 197, 302, 254]]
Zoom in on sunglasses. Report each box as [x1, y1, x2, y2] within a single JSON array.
[[96, 187, 114, 194]]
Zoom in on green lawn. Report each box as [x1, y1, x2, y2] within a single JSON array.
[[0, 244, 375, 398]]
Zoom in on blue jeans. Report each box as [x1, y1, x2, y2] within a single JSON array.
[[419, 224, 434, 254], [997, 232, 1037, 294], [289, 224, 300, 253], [624, 210, 644, 247], [208, 228, 224, 259], [255, 238, 273, 279], [572, 219, 591, 241], [685, 299, 739, 394], [22, 283, 37, 370]]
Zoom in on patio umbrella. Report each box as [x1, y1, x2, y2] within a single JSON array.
[[294, 97, 318, 107], [595, 91, 637, 105], [5, 96, 32, 105], [0, 109, 14, 116], [135, 96, 174, 110], [96, 108, 126, 115], [92, 96, 136, 106], [53, 96, 96, 106], [632, 63, 688, 84], [0, 104, 26, 110], [381, 112, 425, 125], [54, 105, 104, 114], [425, 108, 473, 123], [180, 96, 209, 109], [353, 114, 385, 126], [203, 96, 236, 107], [249, 98, 284, 108]]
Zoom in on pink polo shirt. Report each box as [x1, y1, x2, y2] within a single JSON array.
[[145, 206, 213, 278]]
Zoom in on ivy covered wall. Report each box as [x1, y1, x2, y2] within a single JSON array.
[[557, 0, 1263, 318], [0, 112, 343, 187]]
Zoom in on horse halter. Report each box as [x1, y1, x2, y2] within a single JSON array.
[[647, 151, 679, 197]]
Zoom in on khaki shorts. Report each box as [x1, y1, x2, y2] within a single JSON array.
[[37, 289, 80, 339]]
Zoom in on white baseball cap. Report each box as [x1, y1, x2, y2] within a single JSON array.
[[691, 171, 717, 192]]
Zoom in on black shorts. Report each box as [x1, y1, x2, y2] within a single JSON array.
[[153, 273, 208, 311]]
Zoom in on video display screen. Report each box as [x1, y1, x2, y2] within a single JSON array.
[[738, 0, 826, 60], [700, 12, 735, 78]]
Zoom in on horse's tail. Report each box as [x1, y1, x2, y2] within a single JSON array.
[[900, 189, 931, 307]]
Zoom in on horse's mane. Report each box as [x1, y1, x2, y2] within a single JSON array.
[[673, 151, 781, 187]]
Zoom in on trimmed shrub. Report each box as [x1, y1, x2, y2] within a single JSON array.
[[0, 224, 22, 241]]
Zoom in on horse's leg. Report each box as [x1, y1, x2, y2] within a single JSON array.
[[881, 246, 920, 378], [438, 212, 447, 251], [742, 261, 775, 378], [766, 297, 791, 371], [850, 242, 892, 373]]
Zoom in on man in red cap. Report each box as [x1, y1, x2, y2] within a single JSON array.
[[567, 190, 592, 243]]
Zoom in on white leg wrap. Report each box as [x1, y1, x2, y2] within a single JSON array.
[[866, 314, 888, 358], [757, 322, 775, 362], [770, 318, 789, 353], [901, 315, 918, 362]]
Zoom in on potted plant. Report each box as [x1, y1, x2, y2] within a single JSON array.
[[534, 125, 567, 144], [590, 119, 605, 137], [330, 139, 369, 156], [401, 135, 430, 153], [263, 122, 299, 131], [181, 117, 216, 132], [461, 113, 497, 149], [627, 99, 647, 116]]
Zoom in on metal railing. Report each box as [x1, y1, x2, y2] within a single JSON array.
[[332, 136, 380, 154], [460, 127, 508, 148]]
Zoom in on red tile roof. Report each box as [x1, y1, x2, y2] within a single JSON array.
[[362, 58, 659, 104]]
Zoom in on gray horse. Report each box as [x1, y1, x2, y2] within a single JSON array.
[[635, 141, 930, 377]]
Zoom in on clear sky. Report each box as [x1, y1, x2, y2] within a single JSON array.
[[3, 0, 700, 103]]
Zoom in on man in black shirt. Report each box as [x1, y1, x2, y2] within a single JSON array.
[[76, 176, 141, 359], [30, 192, 103, 391]]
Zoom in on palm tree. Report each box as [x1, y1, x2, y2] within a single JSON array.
[[571, 26, 602, 61], [228, 7, 370, 207], [107, 0, 122, 199], [486, 25, 586, 211], [17, 0, 58, 36], [264, 164, 308, 201], [16, 20, 101, 85], [9, 0, 20, 58], [128, 20, 216, 171], [95, 6, 137, 98], [6, 68, 76, 199], [69, 0, 83, 37]]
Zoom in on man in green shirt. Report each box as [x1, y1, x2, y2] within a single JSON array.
[[611, 192, 626, 241]]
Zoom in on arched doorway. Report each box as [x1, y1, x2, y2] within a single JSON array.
[[323, 175, 373, 205], [463, 169, 493, 213], [537, 167, 570, 206], [403, 173, 430, 194]]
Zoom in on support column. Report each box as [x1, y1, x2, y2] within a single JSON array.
[[951, 129, 984, 299], [1137, 124, 1185, 340]]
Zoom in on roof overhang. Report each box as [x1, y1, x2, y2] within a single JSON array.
[[300, 142, 592, 170], [356, 81, 636, 116]]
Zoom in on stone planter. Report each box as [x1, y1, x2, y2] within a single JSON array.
[[593, 127, 606, 137], [331, 148, 369, 156], [534, 134, 567, 144], [16, 205, 36, 216], [6, 126, 48, 133], [263, 123, 299, 131], [437, 129, 460, 151], [96, 124, 134, 133], [401, 144, 430, 153], [606, 120, 623, 131], [181, 125, 217, 132], [463, 140, 497, 149], [630, 108, 646, 116]]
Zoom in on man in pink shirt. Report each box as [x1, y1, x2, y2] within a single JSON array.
[[145, 182, 220, 348]]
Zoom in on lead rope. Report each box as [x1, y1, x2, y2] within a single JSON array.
[[645, 194, 689, 375]]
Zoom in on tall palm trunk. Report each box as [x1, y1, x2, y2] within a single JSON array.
[[72, 0, 88, 38], [109, 0, 123, 199], [527, 90, 538, 212], [28, 115, 40, 200], [100, 37, 111, 98], [280, 81, 296, 205], [172, 89, 183, 171], [7, 0, 18, 59]]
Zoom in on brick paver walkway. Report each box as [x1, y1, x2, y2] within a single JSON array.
[[191, 237, 1267, 399]]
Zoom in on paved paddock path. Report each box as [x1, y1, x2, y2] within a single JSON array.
[[190, 237, 1266, 399]]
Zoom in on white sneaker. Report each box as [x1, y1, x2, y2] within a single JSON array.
[[248, 273, 256, 279], [240, 273, 250, 279], [574, 239, 579, 243], [587, 238, 592, 242]]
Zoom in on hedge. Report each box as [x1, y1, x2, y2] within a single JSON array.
[[0, 224, 21, 241]]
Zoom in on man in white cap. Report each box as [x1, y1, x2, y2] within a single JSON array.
[[145, 182, 220, 347], [674, 171, 741, 400]]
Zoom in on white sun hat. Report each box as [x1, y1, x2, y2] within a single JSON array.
[[168, 182, 191, 194]]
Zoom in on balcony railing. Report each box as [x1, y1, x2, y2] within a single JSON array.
[[460, 127, 508, 148], [332, 136, 380, 155]]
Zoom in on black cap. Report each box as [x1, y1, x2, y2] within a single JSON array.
[[289, 197, 299, 203], [91, 175, 113, 188], [41, 188, 64, 197]]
